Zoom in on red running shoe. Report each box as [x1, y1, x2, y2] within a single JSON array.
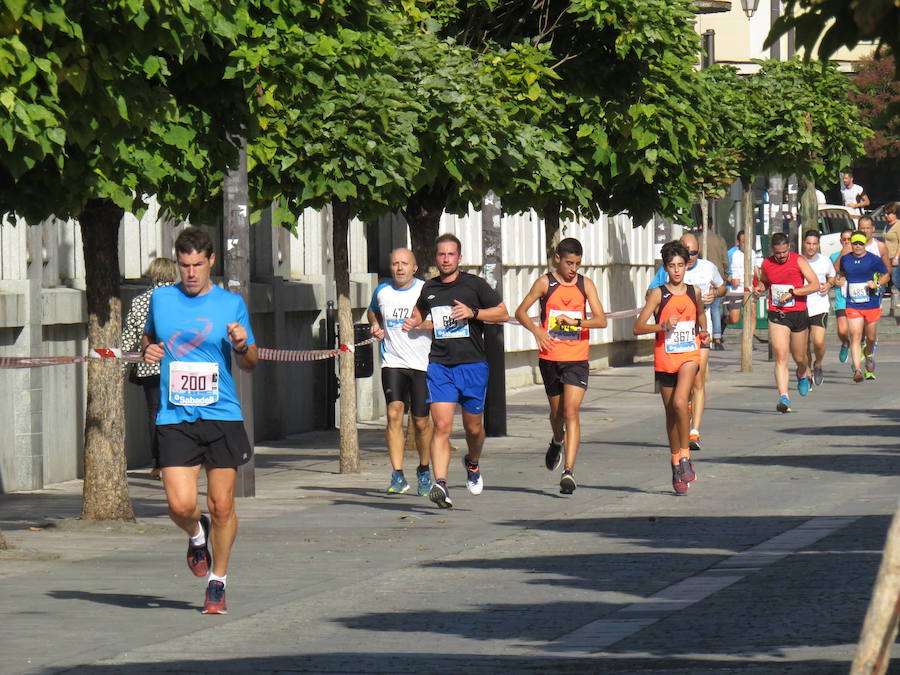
[[201, 580, 227, 615], [186, 514, 211, 577]]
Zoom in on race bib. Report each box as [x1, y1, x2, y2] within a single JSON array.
[[771, 284, 795, 308], [847, 282, 870, 304], [665, 321, 697, 354], [169, 361, 219, 406], [432, 305, 470, 339], [548, 309, 582, 341], [383, 303, 411, 329]]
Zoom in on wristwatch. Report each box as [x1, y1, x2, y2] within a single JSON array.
[[233, 344, 249, 355], [472, 307, 480, 320]]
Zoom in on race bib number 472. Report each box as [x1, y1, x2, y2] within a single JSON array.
[[169, 361, 219, 406]]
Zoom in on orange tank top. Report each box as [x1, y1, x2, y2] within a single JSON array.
[[539, 273, 589, 362], [653, 285, 700, 373]]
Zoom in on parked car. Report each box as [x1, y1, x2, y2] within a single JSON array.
[[817, 205, 853, 258]]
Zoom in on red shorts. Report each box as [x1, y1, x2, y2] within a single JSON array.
[[845, 306, 882, 323]]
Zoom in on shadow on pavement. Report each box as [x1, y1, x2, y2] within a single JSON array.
[[46, 590, 196, 611]]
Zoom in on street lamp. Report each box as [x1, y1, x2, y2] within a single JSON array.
[[741, 0, 759, 18]]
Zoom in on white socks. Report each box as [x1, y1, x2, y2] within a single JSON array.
[[209, 573, 226, 587], [190, 521, 206, 547]]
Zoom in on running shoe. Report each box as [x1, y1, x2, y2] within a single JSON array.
[[545, 440, 563, 471], [852, 370, 864, 383], [416, 467, 432, 497], [689, 430, 701, 453], [797, 376, 810, 397], [386, 471, 410, 494], [865, 370, 876, 381], [680, 457, 697, 483], [839, 344, 849, 363], [813, 367, 824, 387], [463, 455, 484, 495], [865, 353, 875, 375], [560, 470, 577, 494], [776, 395, 792, 413], [201, 580, 227, 615], [429, 481, 453, 509], [186, 514, 211, 578], [671, 461, 691, 495]]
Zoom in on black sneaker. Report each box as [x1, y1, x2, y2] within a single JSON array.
[[559, 470, 577, 494], [429, 481, 453, 509], [201, 580, 227, 615], [186, 514, 211, 577], [545, 440, 563, 471], [672, 460, 694, 495]]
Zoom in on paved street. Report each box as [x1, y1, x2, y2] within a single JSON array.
[[2, 326, 900, 674]]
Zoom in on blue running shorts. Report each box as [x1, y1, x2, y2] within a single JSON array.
[[426, 361, 489, 414]]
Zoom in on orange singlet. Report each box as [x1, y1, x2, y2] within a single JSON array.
[[539, 273, 590, 362], [653, 285, 700, 374]]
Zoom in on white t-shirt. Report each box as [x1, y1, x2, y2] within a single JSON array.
[[804, 253, 835, 317], [728, 248, 763, 293], [368, 279, 431, 371], [684, 258, 724, 326], [841, 183, 866, 215]]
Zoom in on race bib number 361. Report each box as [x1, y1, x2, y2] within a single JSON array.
[[432, 305, 470, 339], [169, 361, 219, 406]]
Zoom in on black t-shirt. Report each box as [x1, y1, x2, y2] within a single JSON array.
[[416, 272, 502, 364]]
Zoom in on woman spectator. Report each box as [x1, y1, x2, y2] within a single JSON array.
[[122, 257, 177, 479]]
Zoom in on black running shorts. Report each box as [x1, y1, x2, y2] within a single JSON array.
[[381, 367, 430, 418], [808, 312, 828, 329], [655, 371, 678, 388], [157, 420, 252, 469], [539, 359, 590, 397], [768, 309, 809, 333]]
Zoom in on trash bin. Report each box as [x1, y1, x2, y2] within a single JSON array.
[[354, 323, 374, 379]]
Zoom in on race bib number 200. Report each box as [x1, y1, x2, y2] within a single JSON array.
[[169, 361, 219, 406]]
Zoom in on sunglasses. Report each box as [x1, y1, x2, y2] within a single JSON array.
[[688, 250, 700, 256], [851, 241, 866, 246]]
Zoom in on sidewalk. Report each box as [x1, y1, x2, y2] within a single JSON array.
[[2, 324, 900, 674]]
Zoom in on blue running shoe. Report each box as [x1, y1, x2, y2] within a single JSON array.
[[463, 455, 484, 495], [797, 376, 810, 397], [839, 344, 849, 363], [416, 467, 432, 497], [386, 470, 410, 494], [776, 395, 792, 413]]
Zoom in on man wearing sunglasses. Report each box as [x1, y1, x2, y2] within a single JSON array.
[[835, 231, 889, 381], [648, 232, 725, 451]]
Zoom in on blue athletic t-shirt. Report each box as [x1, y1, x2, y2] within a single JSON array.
[[839, 251, 887, 310], [829, 251, 846, 310], [145, 284, 255, 424]]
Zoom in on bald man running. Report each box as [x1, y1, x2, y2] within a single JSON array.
[[368, 248, 434, 496], [647, 232, 726, 451]]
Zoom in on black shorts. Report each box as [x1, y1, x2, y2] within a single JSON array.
[[381, 367, 429, 418], [539, 359, 589, 397], [655, 371, 678, 388], [808, 312, 828, 329], [835, 309, 846, 318], [157, 420, 253, 469], [768, 309, 809, 333]]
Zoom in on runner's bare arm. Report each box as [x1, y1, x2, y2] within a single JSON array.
[[695, 285, 710, 344], [877, 240, 893, 276], [580, 277, 608, 329], [140, 332, 165, 364], [453, 299, 508, 323], [514, 276, 554, 350], [227, 322, 258, 371], [366, 309, 385, 340], [794, 258, 822, 297], [402, 306, 424, 332], [633, 288, 664, 336]]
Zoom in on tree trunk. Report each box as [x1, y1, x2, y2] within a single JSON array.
[[741, 177, 754, 373], [332, 199, 359, 474], [799, 176, 818, 233], [80, 199, 134, 521], [851, 504, 900, 675], [0, 529, 10, 550], [403, 181, 451, 279], [700, 196, 709, 259], [543, 201, 561, 270]]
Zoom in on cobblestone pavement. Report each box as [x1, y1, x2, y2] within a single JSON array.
[[2, 330, 900, 674]]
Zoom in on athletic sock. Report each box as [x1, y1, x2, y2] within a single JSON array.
[[208, 573, 226, 588], [416, 464, 429, 474], [392, 469, 405, 477], [551, 438, 563, 446], [437, 479, 447, 487], [671, 448, 690, 465], [190, 521, 206, 547]]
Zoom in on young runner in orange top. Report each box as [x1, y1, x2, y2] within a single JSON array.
[[634, 241, 709, 495], [514, 238, 607, 495]]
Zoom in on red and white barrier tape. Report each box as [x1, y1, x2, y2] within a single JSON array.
[[0, 295, 759, 369]]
